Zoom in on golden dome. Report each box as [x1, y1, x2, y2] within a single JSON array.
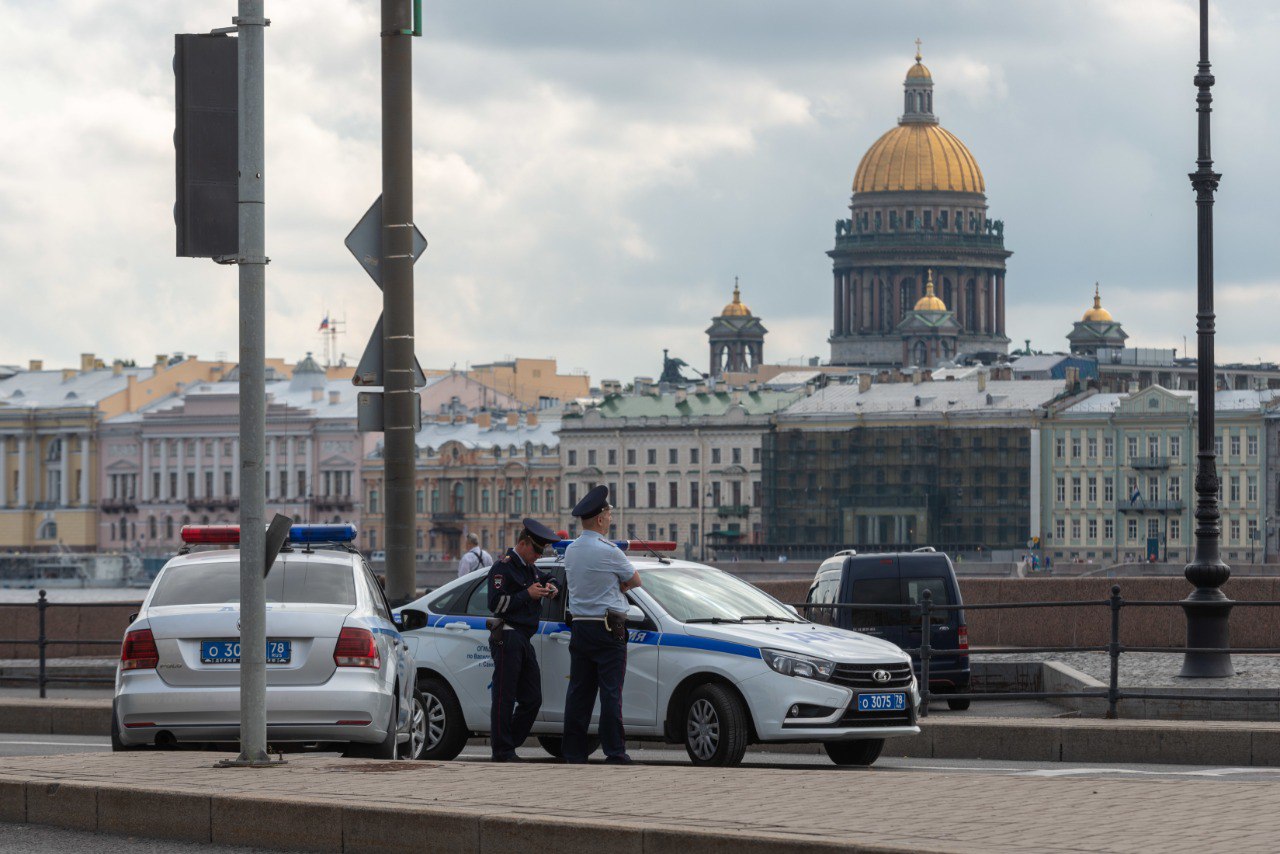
[[906, 60, 932, 80], [853, 123, 985, 194], [1082, 283, 1113, 322], [913, 270, 947, 311], [721, 282, 751, 317]]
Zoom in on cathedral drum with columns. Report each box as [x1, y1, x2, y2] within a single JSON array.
[[829, 46, 1011, 368]]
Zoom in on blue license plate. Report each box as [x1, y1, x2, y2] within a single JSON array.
[[857, 692, 906, 712], [200, 640, 292, 664]]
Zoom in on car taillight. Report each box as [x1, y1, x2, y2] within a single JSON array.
[[958, 625, 969, 650], [121, 629, 159, 671], [333, 627, 380, 669]]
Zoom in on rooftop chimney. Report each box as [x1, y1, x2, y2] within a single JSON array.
[[695, 382, 708, 394], [328, 390, 341, 405], [79, 353, 95, 372], [977, 369, 988, 393], [747, 379, 759, 393], [858, 373, 872, 393], [526, 412, 538, 428], [112, 360, 123, 377], [675, 388, 688, 404], [28, 360, 42, 372], [911, 368, 922, 386], [507, 411, 519, 428], [731, 389, 742, 404], [154, 355, 167, 371], [475, 411, 492, 429], [1065, 366, 1081, 391], [61, 369, 76, 382], [311, 387, 324, 403]]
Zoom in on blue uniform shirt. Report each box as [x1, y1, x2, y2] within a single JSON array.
[[565, 529, 635, 618]]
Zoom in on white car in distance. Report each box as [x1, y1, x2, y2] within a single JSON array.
[[397, 542, 920, 767]]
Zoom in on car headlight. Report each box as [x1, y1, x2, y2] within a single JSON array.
[[761, 648, 834, 681]]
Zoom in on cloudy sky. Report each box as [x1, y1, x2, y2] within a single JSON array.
[[1, 0, 1277, 382]]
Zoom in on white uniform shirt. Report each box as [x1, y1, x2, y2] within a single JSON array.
[[456, 547, 493, 578], [565, 529, 634, 618]]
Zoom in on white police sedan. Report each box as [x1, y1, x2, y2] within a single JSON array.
[[397, 544, 920, 767], [112, 524, 422, 758]]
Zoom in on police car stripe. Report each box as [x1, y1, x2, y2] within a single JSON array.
[[659, 634, 762, 659]]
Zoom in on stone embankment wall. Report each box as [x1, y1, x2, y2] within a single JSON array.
[[757, 577, 1280, 649]]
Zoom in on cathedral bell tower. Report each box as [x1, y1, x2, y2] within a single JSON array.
[[706, 280, 767, 378]]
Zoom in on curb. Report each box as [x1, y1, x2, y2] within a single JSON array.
[[6, 699, 1280, 768], [2, 779, 918, 854]]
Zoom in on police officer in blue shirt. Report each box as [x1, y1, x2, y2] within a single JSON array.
[[562, 485, 641, 765], [487, 517, 560, 762]]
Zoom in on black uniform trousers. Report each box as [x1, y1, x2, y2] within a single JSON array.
[[562, 621, 628, 762], [489, 629, 541, 759]]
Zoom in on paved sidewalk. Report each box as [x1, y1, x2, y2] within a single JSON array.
[[2, 751, 1280, 853]]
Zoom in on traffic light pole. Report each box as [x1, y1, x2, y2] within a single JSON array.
[[380, 0, 417, 605], [232, 0, 271, 764]]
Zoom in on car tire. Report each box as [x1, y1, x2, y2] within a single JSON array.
[[403, 689, 428, 760], [683, 683, 749, 767], [947, 698, 971, 712], [823, 738, 884, 766], [417, 677, 469, 761], [110, 700, 141, 752], [344, 695, 398, 760], [537, 735, 600, 759]]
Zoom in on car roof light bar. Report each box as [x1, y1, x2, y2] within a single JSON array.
[[288, 523, 358, 544]]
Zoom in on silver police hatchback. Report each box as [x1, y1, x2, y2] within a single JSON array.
[[111, 524, 423, 758]]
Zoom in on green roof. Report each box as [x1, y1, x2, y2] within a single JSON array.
[[576, 389, 805, 420]]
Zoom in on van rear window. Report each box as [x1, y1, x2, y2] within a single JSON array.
[[150, 561, 356, 607], [848, 579, 909, 628]]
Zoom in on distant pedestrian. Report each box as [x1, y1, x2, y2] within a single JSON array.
[[563, 486, 640, 765], [457, 533, 492, 578]]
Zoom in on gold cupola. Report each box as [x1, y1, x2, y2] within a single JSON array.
[[1082, 283, 1114, 322], [913, 269, 948, 311], [721, 281, 751, 317]]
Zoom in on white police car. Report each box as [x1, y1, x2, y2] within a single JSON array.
[[112, 524, 422, 759], [397, 542, 920, 767]]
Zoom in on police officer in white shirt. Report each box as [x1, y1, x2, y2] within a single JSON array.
[[456, 532, 492, 578], [562, 485, 641, 765]]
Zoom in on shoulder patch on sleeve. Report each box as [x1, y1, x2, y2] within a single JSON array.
[[492, 574, 503, 589]]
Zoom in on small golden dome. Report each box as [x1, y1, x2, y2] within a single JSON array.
[[853, 123, 985, 194], [906, 61, 932, 80], [721, 282, 751, 317], [1082, 283, 1113, 322], [913, 270, 947, 311]]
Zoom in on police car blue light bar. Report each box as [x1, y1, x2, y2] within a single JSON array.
[[288, 524, 358, 544], [550, 539, 676, 553]]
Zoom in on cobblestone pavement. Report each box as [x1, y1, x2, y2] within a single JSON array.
[[981, 652, 1280, 689], [4, 751, 1280, 853]]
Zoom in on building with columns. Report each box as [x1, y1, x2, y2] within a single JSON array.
[[97, 355, 371, 553], [828, 48, 1010, 367], [1067, 284, 1129, 357], [0, 354, 234, 551], [706, 283, 767, 378], [361, 411, 560, 560]]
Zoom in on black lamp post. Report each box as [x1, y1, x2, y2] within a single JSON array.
[[1180, 0, 1234, 678]]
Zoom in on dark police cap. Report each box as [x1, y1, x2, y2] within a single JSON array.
[[570, 484, 610, 519], [520, 518, 559, 546]]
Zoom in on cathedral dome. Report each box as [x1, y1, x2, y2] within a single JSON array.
[[1082, 284, 1113, 322], [721, 283, 751, 317], [852, 50, 985, 195]]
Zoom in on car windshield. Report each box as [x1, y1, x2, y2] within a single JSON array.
[[149, 560, 357, 607], [640, 566, 802, 624]]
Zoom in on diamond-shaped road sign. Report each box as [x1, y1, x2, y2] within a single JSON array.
[[346, 195, 428, 390]]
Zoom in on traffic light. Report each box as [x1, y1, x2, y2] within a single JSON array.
[[174, 33, 237, 258]]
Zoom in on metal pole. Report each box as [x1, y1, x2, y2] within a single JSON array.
[[1181, 0, 1233, 678], [380, 0, 416, 605], [37, 590, 47, 700], [1107, 585, 1121, 719], [918, 588, 931, 718], [234, 0, 270, 763]]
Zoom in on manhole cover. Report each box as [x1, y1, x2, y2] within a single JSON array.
[[334, 761, 438, 772]]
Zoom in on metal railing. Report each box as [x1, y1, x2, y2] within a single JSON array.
[[797, 585, 1280, 719], [0, 590, 123, 697]]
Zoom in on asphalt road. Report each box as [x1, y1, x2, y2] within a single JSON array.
[[3, 732, 1280, 782], [0, 822, 280, 854]]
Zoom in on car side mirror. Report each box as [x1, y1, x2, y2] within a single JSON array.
[[398, 608, 428, 632], [625, 604, 646, 626], [785, 604, 802, 619]]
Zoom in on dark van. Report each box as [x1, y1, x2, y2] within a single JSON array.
[[806, 550, 971, 710]]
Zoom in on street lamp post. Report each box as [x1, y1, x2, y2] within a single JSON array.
[[1180, 0, 1233, 678]]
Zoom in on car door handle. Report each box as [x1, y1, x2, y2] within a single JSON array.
[[444, 621, 470, 632], [549, 631, 571, 643], [934, 626, 951, 632]]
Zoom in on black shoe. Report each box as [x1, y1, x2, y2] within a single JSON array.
[[603, 755, 633, 765], [491, 753, 523, 763]]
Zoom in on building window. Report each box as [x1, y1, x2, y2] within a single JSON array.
[[223, 471, 232, 497], [1230, 518, 1241, 543], [1087, 519, 1098, 541], [562, 486, 571, 511], [1087, 437, 1097, 459], [1055, 518, 1065, 541], [607, 449, 617, 466], [689, 481, 699, 508], [732, 448, 742, 464], [1170, 518, 1180, 541], [668, 448, 678, 465], [627, 482, 636, 508], [545, 489, 554, 511], [1127, 436, 1138, 460], [1230, 475, 1240, 503], [1248, 434, 1259, 458], [498, 490, 507, 513], [647, 482, 657, 508], [1230, 435, 1241, 458], [1071, 477, 1081, 503], [626, 449, 636, 465], [1147, 476, 1159, 502], [368, 489, 379, 513], [1104, 519, 1115, 540], [711, 482, 722, 507], [514, 489, 524, 513], [587, 449, 597, 466], [1104, 437, 1114, 459], [1070, 438, 1081, 460], [647, 449, 657, 465], [1170, 477, 1181, 502], [1126, 476, 1138, 503], [669, 482, 678, 507], [1148, 518, 1160, 538], [1127, 519, 1138, 541], [1248, 476, 1258, 504], [711, 448, 721, 465], [1147, 435, 1160, 458], [567, 450, 577, 466], [690, 448, 699, 465], [1087, 477, 1097, 503], [1055, 477, 1065, 503], [752, 480, 761, 506], [1055, 438, 1065, 460], [1214, 436, 1223, 457], [752, 447, 761, 465], [431, 489, 439, 512], [530, 489, 539, 513], [1070, 518, 1081, 541], [482, 489, 491, 513], [1248, 517, 1259, 544], [1170, 435, 1181, 460]]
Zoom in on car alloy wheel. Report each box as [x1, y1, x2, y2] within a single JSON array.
[[406, 691, 428, 759], [687, 697, 720, 761], [421, 690, 447, 752]]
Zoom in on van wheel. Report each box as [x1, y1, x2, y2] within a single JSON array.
[[537, 735, 600, 759], [683, 683, 749, 767], [947, 698, 971, 711], [417, 677, 469, 761], [824, 738, 884, 766]]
